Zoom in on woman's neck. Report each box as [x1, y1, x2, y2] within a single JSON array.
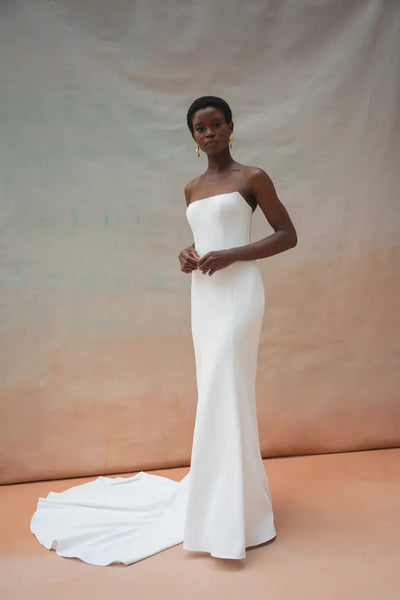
[[206, 149, 235, 173]]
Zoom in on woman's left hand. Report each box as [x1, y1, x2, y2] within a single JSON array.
[[198, 249, 236, 276]]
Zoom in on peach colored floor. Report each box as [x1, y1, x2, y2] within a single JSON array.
[[0, 448, 399, 600]]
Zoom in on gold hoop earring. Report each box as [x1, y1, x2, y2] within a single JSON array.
[[229, 134, 234, 150], [195, 144, 200, 157]]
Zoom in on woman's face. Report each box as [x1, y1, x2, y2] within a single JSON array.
[[191, 106, 233, 155]]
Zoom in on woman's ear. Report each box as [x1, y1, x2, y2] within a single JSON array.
[[229, 121, 234, 134]]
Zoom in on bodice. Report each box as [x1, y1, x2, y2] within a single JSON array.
[[186, 191, 252, 257]]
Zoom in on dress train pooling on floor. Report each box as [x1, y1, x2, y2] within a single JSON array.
[[30, 191, 276, 565]]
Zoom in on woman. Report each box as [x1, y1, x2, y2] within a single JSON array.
[[178, 96, 297, 559], [179, 96, 297, 275], [30, 97, 296, 566]]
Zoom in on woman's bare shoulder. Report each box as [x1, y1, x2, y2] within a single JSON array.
[[237, 165, 278, 205], [240, 165, 272, 185]]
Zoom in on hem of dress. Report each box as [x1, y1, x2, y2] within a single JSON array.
[[30, 529, 183, 567], [182, 529, 276, 560]]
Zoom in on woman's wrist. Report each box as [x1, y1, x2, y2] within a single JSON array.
[[225, 248, 240, 263]]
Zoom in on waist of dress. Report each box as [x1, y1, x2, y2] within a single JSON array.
[[191, 258, 261, 281], [195, 240, 251, 258]]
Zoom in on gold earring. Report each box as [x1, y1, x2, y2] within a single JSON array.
[[195, 144, 200, 157], [229, 133, 234, 149]]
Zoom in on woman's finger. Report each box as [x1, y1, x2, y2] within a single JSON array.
[[198, 252, 211, 266]]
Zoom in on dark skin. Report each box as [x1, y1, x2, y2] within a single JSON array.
[[178, 106, 297, 275]]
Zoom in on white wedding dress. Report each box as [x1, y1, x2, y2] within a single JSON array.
[[30, 191, 276, 565]]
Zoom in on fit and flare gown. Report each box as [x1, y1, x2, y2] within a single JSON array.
[[30, 191, 276, 565]]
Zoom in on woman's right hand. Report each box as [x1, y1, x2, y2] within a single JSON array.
[[178, 245, 199, 273]]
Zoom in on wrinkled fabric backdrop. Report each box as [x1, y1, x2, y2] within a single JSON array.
[[1, 0, 399, 483]]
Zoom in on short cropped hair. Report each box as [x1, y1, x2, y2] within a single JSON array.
[[186, 96, 233, 134]]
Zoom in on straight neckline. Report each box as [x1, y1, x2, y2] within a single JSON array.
[[186, 191, 254, 212]]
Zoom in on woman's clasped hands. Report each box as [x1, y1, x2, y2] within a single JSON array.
[[178, 246, 235, 276]]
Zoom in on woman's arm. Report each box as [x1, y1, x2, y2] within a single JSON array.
[[198, 168, 297, 275], [178, 182, 200, 273], [231, 167, 297, 260]]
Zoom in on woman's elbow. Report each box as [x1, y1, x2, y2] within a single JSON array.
[[288, 228, 297, 248]]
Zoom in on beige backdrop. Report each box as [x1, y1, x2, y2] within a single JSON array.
[[1, 0, 399, 484]]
